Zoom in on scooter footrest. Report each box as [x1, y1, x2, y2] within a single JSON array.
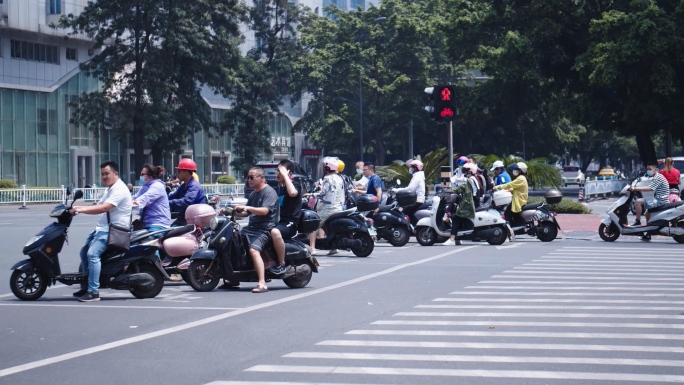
[[59, 273, 86, 282]]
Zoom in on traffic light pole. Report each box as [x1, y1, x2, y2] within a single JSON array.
[[448, 120, 454, 176]]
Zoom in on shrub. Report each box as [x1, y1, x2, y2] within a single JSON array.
[[527, 197, 591, 214], [217, 175, 236, 184], [0, 179, 17, 189]]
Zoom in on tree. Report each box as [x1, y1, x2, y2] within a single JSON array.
[[222, 0, 311, 172], [473, 154, 561, 189], [58, 0, 244, 172], [295, 0, 460, 165]]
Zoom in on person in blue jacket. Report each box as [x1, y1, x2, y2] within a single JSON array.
[[490, 160, 511, 186], [168, 158, 206, 225]]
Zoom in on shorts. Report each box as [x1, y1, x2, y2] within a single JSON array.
[[274, 221, 297, 240], [240, 227, 271, 252], [644, 197, 665, 210]]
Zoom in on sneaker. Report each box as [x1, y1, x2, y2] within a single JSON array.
[[327, 249, 339, 255], [78, 292, 100, 302], [168, 274, 183, 282], [72, 288, 87, 298], [310, 249, 319, 256], [640, 234, 652, 241], [442, 239, 455, 246], [268, 263, 287, 275], [629, 219, 642, 227]]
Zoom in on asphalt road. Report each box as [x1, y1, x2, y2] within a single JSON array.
[[1, 204, 684, 384]]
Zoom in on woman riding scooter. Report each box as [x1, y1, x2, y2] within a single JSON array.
[[305, 157, 345, 255], [442, 163, 478, 246], [394, 159, 426, 226], [493, 162, 529, 226]]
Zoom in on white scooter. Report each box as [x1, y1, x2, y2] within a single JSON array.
[[599, 180, 684, 243], [415, 190, 513, 246]]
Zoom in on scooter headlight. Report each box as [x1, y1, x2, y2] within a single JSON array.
[[210, 216, 226, 231], [25, 235, 43, 247]]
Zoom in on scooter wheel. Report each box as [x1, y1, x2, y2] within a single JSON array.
[[387, 226, 411, 247], [486, 227, 508, 245], [416, 226, 437, 246], [351, 232, 374, 257], [598, 223, 620, 242], [536, 222, 558, 242], [673, 234, 684, 244], [283, 261, 313, 288], [187, 260, 221, 291], [129, 264, 165, 299], [10, 269, 48, 301]]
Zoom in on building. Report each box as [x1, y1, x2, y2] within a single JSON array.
[[0, 0, 322, 187]]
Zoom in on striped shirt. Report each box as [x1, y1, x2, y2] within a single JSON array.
[[650, 172, 669, 203]]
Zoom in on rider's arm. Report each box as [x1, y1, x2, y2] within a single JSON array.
[[169, 181, 201, 211], [71, 202, 115, 215], [134, 181, 164, 209]]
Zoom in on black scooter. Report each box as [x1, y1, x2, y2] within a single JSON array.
[[9, 190, 169, 301], [360, 190, 413, 247], [186, 207, 319, 291]]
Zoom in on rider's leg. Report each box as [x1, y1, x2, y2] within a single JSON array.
[[270, 227, 286, 266], [634, 198, 644, 223]]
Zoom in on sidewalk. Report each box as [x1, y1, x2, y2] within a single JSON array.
[[555, 213, 601, 239]]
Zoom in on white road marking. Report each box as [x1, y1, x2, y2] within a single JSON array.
[[451, 291, 684, 297], [284, 351, 684, 367], [561, 246, 679, 251], [545, 254, 684, 260], [523, 263, 684, 269], [433, 297, 684, 304], [0, 246, 478, 378], [316, 339, 684, 353], [344, 329, 684, 340], [245, 364, 684, 382], [493, 275, 684, 280], [395, 311, 684, 319], [0, 303, 238, 310], [536, 259, 684, 265], [207, 382, 387, 385], [372, 320, 684, 329], [506, 269, 684, 276], [418, 304, 684, 311], [495, 243, 524, 250], [512, 267, 684, 273], [465, 285, 684, 291], [479, 280, 684, 285]]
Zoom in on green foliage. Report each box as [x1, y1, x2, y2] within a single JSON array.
[[216, 175, 237, 184], [472, 154, 561, 189], [528, 197, 591, 214], [376, 147, 449, 184], [0, 180, 17, 189]]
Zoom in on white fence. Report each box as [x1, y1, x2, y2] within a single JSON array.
[[0, 184, 245, 205], [583, 179, 627, 199]]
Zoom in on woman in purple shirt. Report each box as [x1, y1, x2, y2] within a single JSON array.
[[133, 164, 172, 232]]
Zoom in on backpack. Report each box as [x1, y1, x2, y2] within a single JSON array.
[[341, 174, 355, 207]]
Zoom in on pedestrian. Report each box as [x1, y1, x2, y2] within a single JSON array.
[[660, 157, 681, 203]]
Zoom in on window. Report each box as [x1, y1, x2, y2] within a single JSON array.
[[66, 48, 77, 61], [10, 40, 59, 64], [48, 0, 61, 14]]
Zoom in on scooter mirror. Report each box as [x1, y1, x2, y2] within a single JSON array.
[[66, 187, 72, 196], [73, 190, 84, 200]]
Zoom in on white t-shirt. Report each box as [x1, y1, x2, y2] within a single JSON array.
[[355, 175, 369, 188], [95, 179, 133, 232]]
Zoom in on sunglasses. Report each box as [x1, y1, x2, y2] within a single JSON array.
[[247, 175, 262, 180]]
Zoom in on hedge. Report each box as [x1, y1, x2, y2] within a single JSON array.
[[527, 197, 591, 214], [217, 175, 237, 184], [0, 180, 17, 189]]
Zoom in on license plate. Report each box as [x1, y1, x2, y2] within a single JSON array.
[[368, 226, 377, 236]]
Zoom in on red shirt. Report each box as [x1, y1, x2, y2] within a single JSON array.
[[660, 168, 681, 186]]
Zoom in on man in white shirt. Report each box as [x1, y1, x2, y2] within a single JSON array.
[[69, 161, 132, 302], [354, 160, 368, 189]]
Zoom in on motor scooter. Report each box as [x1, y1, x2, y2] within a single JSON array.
[[599, 181, 684, 242], [9, 190, 168, 301], [186, 207, 319, 291], [415, 190, 512, 246], [495, 190, 562, 242], [360, 191, 413, 247]]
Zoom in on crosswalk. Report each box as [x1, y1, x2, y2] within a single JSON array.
[[206, 245, 684, 384]]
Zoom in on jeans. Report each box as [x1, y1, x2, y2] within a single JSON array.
[[80, 230, 109, 293], [146, 225, 168, 260]]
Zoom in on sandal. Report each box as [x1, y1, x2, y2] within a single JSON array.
[[251, 285, 268, 293]]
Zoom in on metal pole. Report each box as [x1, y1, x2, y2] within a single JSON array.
[[359, 72, 363, 162], [408, 118, 414, 159], [449, 121, 454, 175]]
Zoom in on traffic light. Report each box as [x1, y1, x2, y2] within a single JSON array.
[[424, 85, 457, 122]]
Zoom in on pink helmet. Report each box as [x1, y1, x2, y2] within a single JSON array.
[[462, 163, 478, 174], [322, 157, 339, 172], [456, 156, 469, 166], [406, 159, 423, 171]]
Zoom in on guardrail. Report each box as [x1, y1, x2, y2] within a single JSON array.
[[583, 179, 627, 200], [0, 183, 245, 206]]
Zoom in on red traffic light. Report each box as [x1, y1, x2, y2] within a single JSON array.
[[439, 107, 455, 118], [440, 87, 452, 101]]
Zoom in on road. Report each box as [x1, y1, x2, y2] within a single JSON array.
[[1, 204, 684, 384]]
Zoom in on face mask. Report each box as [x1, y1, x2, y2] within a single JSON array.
[[408, 169, 413, 175], [356, 168, 363, 174], [139, 177, 146, 185], [512, 170, 520, 177], [646, 170, 654, 177]]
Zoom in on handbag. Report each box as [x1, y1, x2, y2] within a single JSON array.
[[107, 211, 131, 252]]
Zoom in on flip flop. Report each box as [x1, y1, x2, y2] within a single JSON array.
[[251, 285, 268, 293]]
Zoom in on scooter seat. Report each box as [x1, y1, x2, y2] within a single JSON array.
[[324, 208, 358, 224], [377, 205, 394, 212], [417, 203, 431, 211], [521, 202, 543, 211], [648, 200, 684, 213]]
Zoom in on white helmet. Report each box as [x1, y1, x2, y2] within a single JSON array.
[[322, 157, 339, 172], [462, 163, 478, 175], [490, 160, 505, 171], [406, 159, 423, 171], [509, 162, 528, 174]]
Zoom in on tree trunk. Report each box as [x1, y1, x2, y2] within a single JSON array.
[[635, 130, 656, 166], [132, 117, 146, 182], [150, 140, 163, 166]]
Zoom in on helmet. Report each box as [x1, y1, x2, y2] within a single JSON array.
[[509, 162, 528, 174], [176, 158, 197, 171], [455, 156, 469, 166], [477, 163, 485, 172], [337, 159, 345, 173], [322, 157, 339, 172], [406, 159, 423, 171], [462, 163, 478, 174], [490, 160, 505, 171]]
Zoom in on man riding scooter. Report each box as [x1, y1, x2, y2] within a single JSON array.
[[168, 159, 206, 225], [627, 161, 670, 240], [394, 159, 426, 226]]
